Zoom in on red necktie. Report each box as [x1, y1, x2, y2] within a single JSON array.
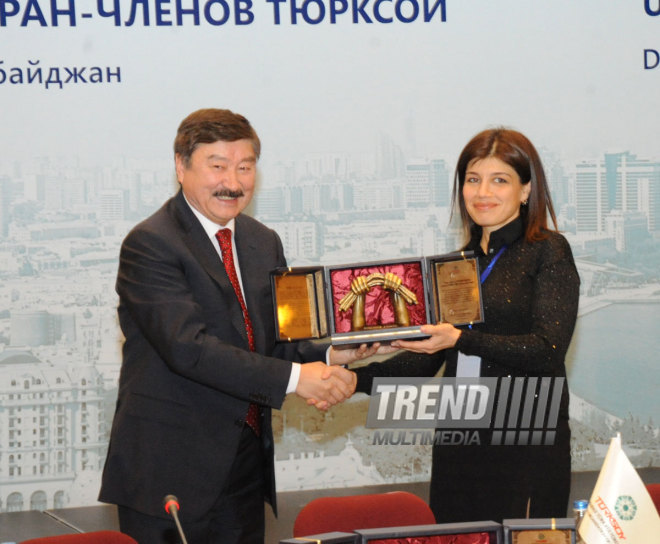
[[215, 228, 260, 436]]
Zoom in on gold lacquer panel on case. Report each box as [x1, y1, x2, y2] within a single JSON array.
[[512, 530, 573, 544], [272, 268, 327, 341]]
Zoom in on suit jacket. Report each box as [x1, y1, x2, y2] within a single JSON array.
[[99, 189, 324, 520]]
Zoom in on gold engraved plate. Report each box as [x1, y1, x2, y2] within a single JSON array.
[[512, 529, 572, 544], [434, 257, 482, 325]]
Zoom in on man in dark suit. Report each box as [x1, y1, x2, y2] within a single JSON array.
[[99, 109, 370, 543]]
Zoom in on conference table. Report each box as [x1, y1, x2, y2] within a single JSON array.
[[0, 505, 118, 543], [0, 511, 75, 542]]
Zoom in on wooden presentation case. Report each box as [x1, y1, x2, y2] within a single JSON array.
[[502, 518, 576, 544], [355, 521, 503, 543], [279, 531, 358, 543], [271, 252, 483, 348]]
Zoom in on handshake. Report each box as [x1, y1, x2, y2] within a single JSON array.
[[295, 343, 397, 411]]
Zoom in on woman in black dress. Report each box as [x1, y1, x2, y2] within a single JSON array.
[[351, 128, 580, 523]]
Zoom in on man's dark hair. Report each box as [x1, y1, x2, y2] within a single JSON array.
[[174, 108, 261, 166]]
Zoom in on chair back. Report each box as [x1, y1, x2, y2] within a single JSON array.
[[20, 530, 138, 544], [647, 483, 660, 515], [293, 491, 436, 537]]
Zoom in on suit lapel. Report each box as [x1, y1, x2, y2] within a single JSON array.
[[234, 215, 266, 353]]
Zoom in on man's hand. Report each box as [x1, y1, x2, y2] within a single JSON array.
[[328, 343, 399, 366], [296, 362, 357, 411]]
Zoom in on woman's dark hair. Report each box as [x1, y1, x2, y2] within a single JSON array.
[[450, 127, 558, 243]]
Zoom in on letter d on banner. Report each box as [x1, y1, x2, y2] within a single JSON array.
[[644, 49, 659, 69]]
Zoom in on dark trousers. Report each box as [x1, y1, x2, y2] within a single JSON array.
[[118, 425, 266, 544]]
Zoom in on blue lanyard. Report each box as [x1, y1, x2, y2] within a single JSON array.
[[479, 245, 507, 284], [467, 245, 506, 330]]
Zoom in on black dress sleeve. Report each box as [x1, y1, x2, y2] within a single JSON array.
[[455, 233, 579, 374], [354, 351, 445, 395]]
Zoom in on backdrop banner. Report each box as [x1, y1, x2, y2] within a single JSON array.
[[0, 0, 658, 513]]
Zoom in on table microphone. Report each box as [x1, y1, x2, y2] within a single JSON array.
[[163, 494, 189, 544]]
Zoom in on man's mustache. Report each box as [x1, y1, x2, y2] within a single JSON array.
[[213, 189, 244, 199]]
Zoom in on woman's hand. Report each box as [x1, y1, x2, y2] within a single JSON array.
[[390, 323, 461, 354]]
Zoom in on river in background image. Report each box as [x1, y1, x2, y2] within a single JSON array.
[[566, 303, 659, 425]]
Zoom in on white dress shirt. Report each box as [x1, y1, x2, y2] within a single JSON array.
[[183, 195, 301, 393]]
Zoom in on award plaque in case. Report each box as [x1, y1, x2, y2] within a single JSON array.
[[271, 258, 431, 347], [502, 519, 576, 544], [271, 266, 328, 342], [326, 258, 430, 348], [427, 250, 484, 327], [271, 253, 485, 348]]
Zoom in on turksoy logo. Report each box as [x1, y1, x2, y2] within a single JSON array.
[[614, 495, 637, 521]]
